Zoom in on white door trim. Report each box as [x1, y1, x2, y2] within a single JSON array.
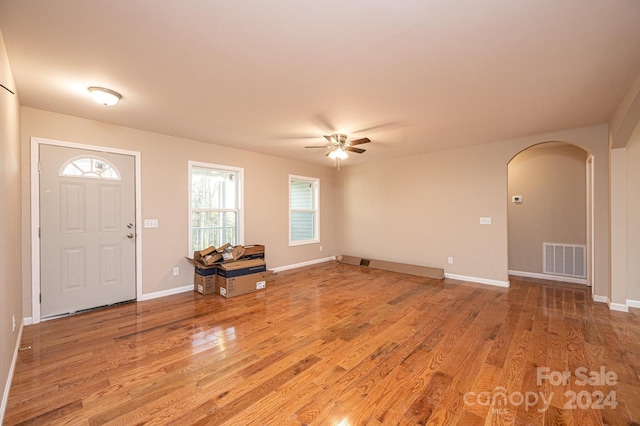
[[586, 155, 595, 296], [30, 137, 142, 324]]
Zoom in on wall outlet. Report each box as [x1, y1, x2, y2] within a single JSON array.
[[173, 267, 179, 276], [479, 217, 492, 225], [448, 257, 454, 264], [12, 315, 16, 332], [319, 245, 323, 252]]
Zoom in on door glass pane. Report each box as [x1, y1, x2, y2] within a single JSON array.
[[60, 156, 120, 180]]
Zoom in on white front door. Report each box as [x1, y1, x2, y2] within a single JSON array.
[[39, 144, 136, 318]]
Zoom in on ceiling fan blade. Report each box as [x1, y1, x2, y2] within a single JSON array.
[[348, 137, 370, 146], [346, 147, 366, 154], [305, 145, 330, 148], [323, 135, 337, 145]]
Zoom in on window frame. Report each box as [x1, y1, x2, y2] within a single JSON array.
[[188, 161, 244, 254], [289, 174, 320, 246]]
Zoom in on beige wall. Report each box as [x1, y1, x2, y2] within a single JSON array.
[[610, 148, 628, 307], [19, 112, 614, 313], [508, 143, 588, 274], [610, 72, 640, 149], [336, 141, 511, 284], [336, 125, 610, 293], [20, 107, 336, 317], [0, 30, 22, 419], [626, 124, 640, 302]]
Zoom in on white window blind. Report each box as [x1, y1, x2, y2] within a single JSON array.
[[289, 175, 319, 245]]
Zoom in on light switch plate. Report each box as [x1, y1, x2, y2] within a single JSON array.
[[479, 217, 492, 225], [144, 219, 158, 228]]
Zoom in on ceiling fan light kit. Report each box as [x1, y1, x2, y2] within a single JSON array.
[[305, 133, 371, 167], [328, 147, 348, 160]]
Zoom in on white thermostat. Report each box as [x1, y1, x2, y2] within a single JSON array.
[[512, 195, 523, 204]]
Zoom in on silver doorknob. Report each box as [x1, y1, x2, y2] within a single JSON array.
[[127, 233, 134, 239]]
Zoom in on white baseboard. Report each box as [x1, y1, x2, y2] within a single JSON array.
[[271, 256, 336, 273], [593, 294, 608, 304], [590, 294, 630, 312], [1, 319, 24, 424], [592, 295, 631, 312], [444, 273, 510, 288], [627, 299, 640, 309], [23, 317, 32, 326], [608, 299, 629, 312], [139, 284, 193, 301], [508, 270, 587, 285]]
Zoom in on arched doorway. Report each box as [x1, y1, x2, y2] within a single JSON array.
[[507, 142, 593, 287]]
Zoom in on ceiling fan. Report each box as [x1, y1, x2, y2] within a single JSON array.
[[305, 133, 371, 163]]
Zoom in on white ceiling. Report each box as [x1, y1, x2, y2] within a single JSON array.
[[1, 0, 640, 167]]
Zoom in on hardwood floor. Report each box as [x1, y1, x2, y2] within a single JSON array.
[[5, 262, 640, 425]]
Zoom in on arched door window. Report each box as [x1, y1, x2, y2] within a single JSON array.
[[59, 156, 121, 180]]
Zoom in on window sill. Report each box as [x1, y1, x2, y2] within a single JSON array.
[[289, 240, 320, 247]]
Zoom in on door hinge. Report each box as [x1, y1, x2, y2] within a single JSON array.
[[38, 161, 41, 173], [39, 227, 41, 238], [39, 293, 42, 304]]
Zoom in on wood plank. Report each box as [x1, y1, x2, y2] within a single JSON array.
[[5, 265, 640, 425]]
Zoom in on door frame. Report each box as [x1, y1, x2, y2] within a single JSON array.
[[586, 154, 595, 293], [30, 137, 142, 324], [506, 142, 594, 287]]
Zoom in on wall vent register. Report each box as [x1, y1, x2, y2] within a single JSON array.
[[543, 242, 586, 278]]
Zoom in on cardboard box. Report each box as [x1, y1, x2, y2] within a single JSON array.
[[194, 246, 216, 261], [202, 251, 223, 265], [222, 245, 245, 262], [199, 243, 233, 265], [216, 271, 267, 298], [216, 243, 231, 253], [191, 245, 223, 266], [187, 250, 268, 296], [217, 258, 266, 278], [186, 257, 217, 294], [336, 255, 445, 279], [242, 244, 265, 260], [194, 274, 217, 295], [185, 257, 217, 275]]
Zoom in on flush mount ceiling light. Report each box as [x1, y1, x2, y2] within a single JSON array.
[[88, 86, 121, 106]]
